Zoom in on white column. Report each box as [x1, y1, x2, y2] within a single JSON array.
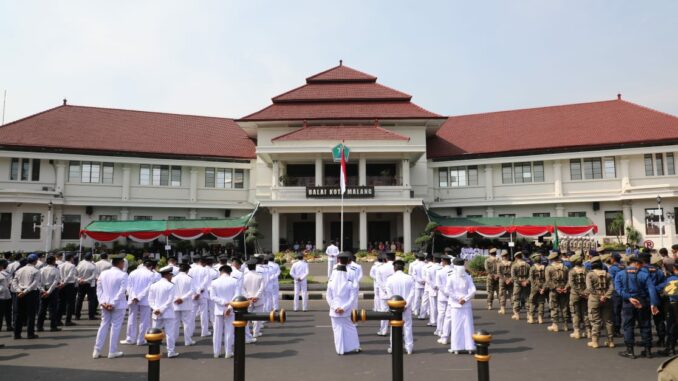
[[555, 204, 565, 217], [359, 156, 366, 186], [272, 160, 280, 188], [315, 156, 323, 186], [622, 201, 632, 227], [486, 207, 495, 218], [189, 208, 198, 220], [122, 165, 131, 201], [403, 208, 412, 253], [55, 161, 66, 193], [120, 208, 129, 220], [620, 158, 631, 192], [553, 161, 563, 197], [484, 165, 494, 200], [402, 159, 410, 187], [315, 210, 324, 250], [52, 205, 63, 250], [189, 167, 198, 202], [359, 209, 367, 251], [271, 209, 280, 253]]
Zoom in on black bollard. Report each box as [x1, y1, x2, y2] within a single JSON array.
[[231, 295, 287, 381], [353, 295, 406, 381], [145, 328, 165, 381], [472, 330, 492, 381]]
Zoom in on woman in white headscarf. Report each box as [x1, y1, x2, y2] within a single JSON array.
[[326, 257, 361, 355], [445, 257, 476, 354]]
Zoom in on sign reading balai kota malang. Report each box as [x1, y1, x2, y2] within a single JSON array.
[[306, 185, 375, 199]]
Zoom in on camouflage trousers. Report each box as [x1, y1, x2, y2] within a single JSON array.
[[528, 288, 546, 320], [569, 293, 590, 332], [486, 276, 499, 306], [498, 281, 513, 309], [512, 282, 530, 314], [588, 297, 613, 339], [549, 291, 569, 324]]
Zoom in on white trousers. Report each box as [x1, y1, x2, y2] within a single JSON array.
[[428, 292, 438, 325], [293, 280, 308, 311], [413, 287, 424, 316], [436, 298, 448, 334], [419, 289, 430, 319], [250, 303, 265, 336], [327, 257, 336, 277], [330, 315, 360, 355], [213, 314, 235, 357], [174, 310, 195, 345], [95, 308, 125, 354], [372, 284, 380, 311], [270, 285, 280, 311], [378, 298, 389, 334], [389, 308, 413, 352], [125, 304, 151, 345], [152, 317, 177, 356], [441, 300, 453, 339], [194, 293, 210, 336]]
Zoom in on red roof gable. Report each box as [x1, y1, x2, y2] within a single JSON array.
[[239, 64, 442, 122], [0, 105, 256, 159], [272, 124, 410, 142], [427, 99, 678, 160]]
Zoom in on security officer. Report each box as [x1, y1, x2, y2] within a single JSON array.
[[527, 253, 547, 324], [484, 248, 499, 310], [607, 253, 625, 337], [586, 256, 615, 349], [510, 252, 530, 320], [568, 254, 590, 340], [647, 254, 668, 348], [657, 264, 678, 356], [11, 254, 41, 339], [615, 256, 660, 359], [546, 252, 569, 333], [497, 251, 513, 315], [37, 255, 62, 332]]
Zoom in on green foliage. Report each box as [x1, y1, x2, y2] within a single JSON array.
[[125, 254, 139, 273], [355, 251, 369, 259], [609, 213, 625, 244], [279, 264, 291, 280], [274, 252, 288, 265], [468, 255, 487, 276], [61, 243, 80, 252], [246, 217, 264, 253], [625, 225, 642, 245], [400, 252, 415, 264], [415, 222, 440, 252], [157, 257, 168, 268]]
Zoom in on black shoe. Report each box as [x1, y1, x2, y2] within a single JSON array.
[[13, 336, 22, 340], [49, 328, 62, 332], [27, 334, 39, 339], [619, 346, 636, 359], [6, 327, 13, 332], [640, 347, 653, 359], [65, 321, 76, 326]]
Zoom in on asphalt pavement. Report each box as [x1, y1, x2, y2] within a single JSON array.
[[0, 298, 663, 381]]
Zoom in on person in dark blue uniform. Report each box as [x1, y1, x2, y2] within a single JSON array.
[[607, 253, 625, 337], [615, 255, 660, 359], [657, 265, 678, 356], [643, 253, 667, 348]]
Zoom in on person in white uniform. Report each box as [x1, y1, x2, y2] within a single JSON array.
[[209, 265, 239, 358], [369, 256, 383, 311], [326, 257, 361, 355], [326, 241, 340, 278], [445, 257, 477, 354], [93, 256, 128, 359], [409, 253, 426, 317], [376, 252, 395, 336], [267, 255, 281, 311], [172, 263, 197, 346], [205, 258, 220, 330], [148, 266, 179, 358], [426, 254, 443, 327], [121, 260, 156, 346], [95, 253, 112, 276], [385, 260, 415, 354], [418, 254, 432, 320], [256, 256, 271, 314], [347, 253, 363, 312], [167, 256, 180, 277], [289, 253, 309, 312], [435, 255, 453, 338], [188, 256, 212, 337], [229, 258, 244, 296], [242, 258, 266, 341]]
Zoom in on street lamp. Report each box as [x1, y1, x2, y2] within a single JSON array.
[[657, 195, 664, 249]]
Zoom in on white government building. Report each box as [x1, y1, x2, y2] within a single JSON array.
[[1, 64, 677, 253]]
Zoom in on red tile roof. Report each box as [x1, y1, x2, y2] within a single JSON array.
[[239, 64, 443, 122], [272, 124, 410, 142], [427, 99, 678, 160], [0, 105, 256, 159]]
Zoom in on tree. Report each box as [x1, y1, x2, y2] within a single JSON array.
[[625, 225, 642, 246], [415, 222, 440, 253], [245, 217, 264, 254], [609, 213, 625, 244]]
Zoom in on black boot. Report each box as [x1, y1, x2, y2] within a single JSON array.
[[640, 346, 653, 359], [619, 345, 636, 359], [657, 337, 665, 347]]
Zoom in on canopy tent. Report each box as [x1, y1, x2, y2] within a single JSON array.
[[428, 212, 598, 239], [80, 213, 252, 243]]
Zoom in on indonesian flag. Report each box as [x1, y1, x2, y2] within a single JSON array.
[[340, 145, 347, 194]]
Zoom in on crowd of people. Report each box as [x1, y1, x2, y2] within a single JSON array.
[[483, 244, 678, 359]]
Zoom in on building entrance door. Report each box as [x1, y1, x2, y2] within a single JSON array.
[[330, 221, 353, 252], [293, 222, 315, 246], [368, 221, 391, 244]]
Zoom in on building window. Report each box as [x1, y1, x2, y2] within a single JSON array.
[[205, 168, 244, 189], [645, 208, 664, 235], [61, 215, 81, 240], [645, 154, 654, 176], [134, 216, 152, 221], [501, 164, 513, 184], [99, 215, 118, 221], [21, 213, 41, 239], [9, 158, 39, 182], [533, 162, 544, 182], [568, 211, 587, 217], [583, 158, 602, 179], [438, 168, 448, 187], [81, 162, 101, 183], [656, 154, 665, 176], [0, 213, 11, 239], [603, 157, 616, 178], [468, 166, 478, 185], [449, 167, 467, 187], [668, 153, 676, 175], [69, 161, 80, 181], [140, 165, 151, 185], [102, 163, 114, 184], [514, 162, 532, 183], [570, 159, 582, 180], [205, 168, 215, 187], [438, 166, 477, 187], [68, 161, 113, 183], [466, 215, 483, 218], [234, 169, 244, 189], [143, 165, 181, 186], [168, 216, 186, 221], [498, 213, 516, 218], [604, 211, 623, 236], [171, 167, 181, 187], [532, 212, 550, 217]]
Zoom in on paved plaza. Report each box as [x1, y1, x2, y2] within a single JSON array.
[[0, 297, 661, 381]]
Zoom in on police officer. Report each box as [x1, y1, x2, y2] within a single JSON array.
[[615, 256, 660, 359], [484, 248, 499, 310], [510, 252, 530, 321], [607, 253, 625, 337], [657, 264, 678, 356], [646, 254, 668, 348], [527, 253, 547, 324]]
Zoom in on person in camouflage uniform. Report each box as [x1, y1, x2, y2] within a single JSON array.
[[546, 252, 570, 332], [484, 248, 500, 310], [497, 251, 513, 315], [528, 253, 547, 324], [586, 256, 615, 349], [511, 252, 530, 320], [568, 254, 590, 340]]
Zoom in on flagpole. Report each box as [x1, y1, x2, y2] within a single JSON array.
[[340, 143, 344, 253]]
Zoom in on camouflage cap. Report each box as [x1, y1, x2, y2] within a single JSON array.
[[489, 248, 497, 254], [514, 251, 523, 258], [501, 251, 510, 257], [569, 254, 582, 263], [651, 254, 664, 266], [548, 252, 559, 260], [600, 253, 611, 262], [530, 253, 541, 262], [590, 256, 602, 264]]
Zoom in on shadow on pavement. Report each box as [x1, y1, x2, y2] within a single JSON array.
[[257, 338, 303, 346], [6, 343, 68, 350], [271, 332, 314, 338], [1, 365, 144, 381], [492, 337, 525, 345], [248, 349, 298, 359], [491, 346, 532, 353], [0, 353, 29, 361]]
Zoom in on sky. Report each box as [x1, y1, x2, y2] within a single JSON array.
[[1, 1, 677, 124]]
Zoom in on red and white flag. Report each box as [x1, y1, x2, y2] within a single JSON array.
[[340, 145, 347, 194]]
